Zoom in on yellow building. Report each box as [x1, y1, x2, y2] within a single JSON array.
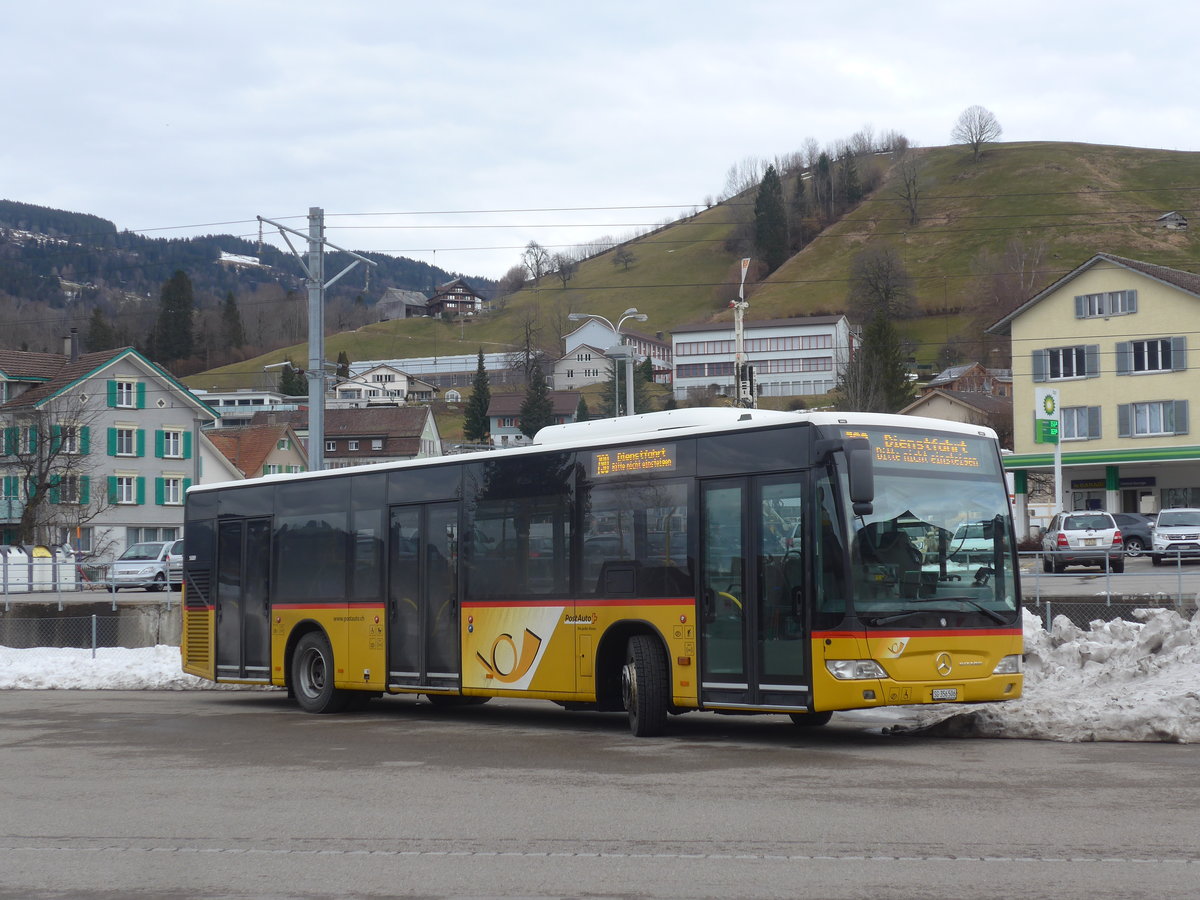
[[988, 253, 1200, 533]]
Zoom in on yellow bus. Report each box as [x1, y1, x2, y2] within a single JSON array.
[[181, 408, 1022, 736]]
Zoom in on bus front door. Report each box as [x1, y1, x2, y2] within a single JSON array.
[[700, 477, 810, 711], [214, 517, 272, 682], [388, 503, 460, 691]]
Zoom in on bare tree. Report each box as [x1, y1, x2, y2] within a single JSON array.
[[522, 242, 551, 285], [951, 105, 1003, 161], [4, 392, 117, 546], [721, 156, 764, 200], [551, 253, 577, 287], [893, 145, 926, 226], [848, 243, 917, 321]]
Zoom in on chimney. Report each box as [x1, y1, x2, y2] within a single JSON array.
[[63, 328, 79, 362]]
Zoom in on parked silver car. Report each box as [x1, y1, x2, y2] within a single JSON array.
[[108, 540, 182, 592], [1150, 508, 1200, 566], [1041, 511, 1124, 573]]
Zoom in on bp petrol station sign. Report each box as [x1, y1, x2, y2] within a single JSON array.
[[1035, 387, 1059, 444]]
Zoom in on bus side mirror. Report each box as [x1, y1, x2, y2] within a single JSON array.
[[816, 437, 874, 517]]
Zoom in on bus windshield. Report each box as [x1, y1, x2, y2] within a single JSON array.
[[833, 426, 1018, 627]]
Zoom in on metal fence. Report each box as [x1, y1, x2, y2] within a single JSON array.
[[0, 614, 129, 656]]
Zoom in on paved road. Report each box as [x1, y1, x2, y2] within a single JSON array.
[[0, 691, 1197, 899]]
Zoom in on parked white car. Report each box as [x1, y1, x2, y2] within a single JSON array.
[[1150, 508, 1200, 566], [108, 540, 183, 592]]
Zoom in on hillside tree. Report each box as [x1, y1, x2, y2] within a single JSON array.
[[753, 164, 789, 273], [154, 269, 195, 361], [848, 244, 916, 321], [277, 361, 306, 396], [463, 349, 491, 443], [85, 307, 118, 352], [335, 350, 351, 380], [952, 105, 1003, 161], [551, 253, 577, 287], [522, 241, 551, 284], [221, 291, 245, 349], [835, 313, 915, 413], [894, 146, 925, 226]]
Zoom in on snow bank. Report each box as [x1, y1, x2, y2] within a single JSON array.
[[905, 608, 1200, 742]]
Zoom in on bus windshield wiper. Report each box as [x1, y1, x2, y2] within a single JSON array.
[[864, 596, 1008, 626]]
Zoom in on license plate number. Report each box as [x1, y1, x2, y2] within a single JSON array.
[[932, 688, 958, 701], [1084, 538, 1097, 546]]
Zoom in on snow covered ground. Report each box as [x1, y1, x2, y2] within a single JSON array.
[[1, 609, 1198, 742]]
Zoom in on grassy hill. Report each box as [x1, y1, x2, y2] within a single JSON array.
[[187, 141, 1200, 403]]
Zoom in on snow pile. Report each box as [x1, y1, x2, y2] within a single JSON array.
[[906, 608, 1200, 742], [0, 645, 236, 691]]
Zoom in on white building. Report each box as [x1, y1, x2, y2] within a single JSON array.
[[551, 343, 610, 391], [670, 315, 854, 401], [329, 364, 436, 407], [190, 389, 299, 428]]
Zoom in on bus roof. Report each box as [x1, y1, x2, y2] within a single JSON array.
[[188, 408, 998, 495]]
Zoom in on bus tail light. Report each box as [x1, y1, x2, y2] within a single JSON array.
[[992, 655, 1023, 675], [825, 659, 888, 680]]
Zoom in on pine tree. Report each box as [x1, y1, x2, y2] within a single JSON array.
[[575, 395, 590, 423], [753, 164, 789, 273], [221, 291, 245, 349], [85, 307, 117, 352], [518, 361, 554, 438], [278, 361, 307, 396], [155, 269, 195, 361], [335, 350, 351, 380], [462, 349, 491, 443], [834, 313, 915, 413]]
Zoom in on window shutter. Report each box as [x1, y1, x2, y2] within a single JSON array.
[[1031, 349, 1048, 383], [155, 477, 165, 506], [136, 429, 145, 458], [51, 425, 63, 453], [1115, 341, 1131, 375], [107, 476, 119, 504], [3, 427, 16, 455], [1174, 400, 1189, 435], [26, 429, 37, 454], [183, 431, 193, 459], [1117, 404, 1132, 438], [1087, 407, 1101, 439], [1074, 295, 1086, 318], [155, 430, 164, 458], [107, 380, 117, 408], [107, 427, 117, 456], [48, 475, 61, 505], [1127, 290, 1138, 313], [80, 476, 90, 505], [79, 426, 90, 455], [1172, 336, 1187, 372], [136, 477, 146, 505], [136, 383, 146, 409], [1085, 345, 1100, 378]]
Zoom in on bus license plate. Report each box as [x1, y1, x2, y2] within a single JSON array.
[[932, 688, 958, 701]]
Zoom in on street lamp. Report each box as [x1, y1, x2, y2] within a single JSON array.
[[568, 308, 648, 416]]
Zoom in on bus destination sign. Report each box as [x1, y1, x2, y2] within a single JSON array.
[[591, 444, 677, 478], [844, 430, 985, 470]]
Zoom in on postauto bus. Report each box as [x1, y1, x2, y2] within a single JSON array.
[[181, 408, 1022, 736]]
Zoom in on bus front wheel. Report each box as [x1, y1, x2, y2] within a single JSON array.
[[292, 631, 350, 714], [789, 710, 833, 727], [622, 635, 668, 737]]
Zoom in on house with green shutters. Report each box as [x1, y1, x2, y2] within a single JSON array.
[[988, 253, 1200, 535], [0, 335, 217, 561]]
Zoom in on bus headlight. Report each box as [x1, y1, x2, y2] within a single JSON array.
[[825, 659, 889, 680], [992, 655, 1023, 675]]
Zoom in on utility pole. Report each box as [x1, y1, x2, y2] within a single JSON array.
[[730, 257, 755, 408], [258, 208, 377, 471]]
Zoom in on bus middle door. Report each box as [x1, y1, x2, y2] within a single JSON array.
[[387, 502, 460, 691], [700, 476, 810, 710]]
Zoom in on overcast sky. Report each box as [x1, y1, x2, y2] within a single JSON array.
[[6, 1, 1197, 280]]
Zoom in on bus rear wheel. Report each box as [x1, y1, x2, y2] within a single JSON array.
[[292, 631, 350, 714], [622, 635, 668, 737]]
